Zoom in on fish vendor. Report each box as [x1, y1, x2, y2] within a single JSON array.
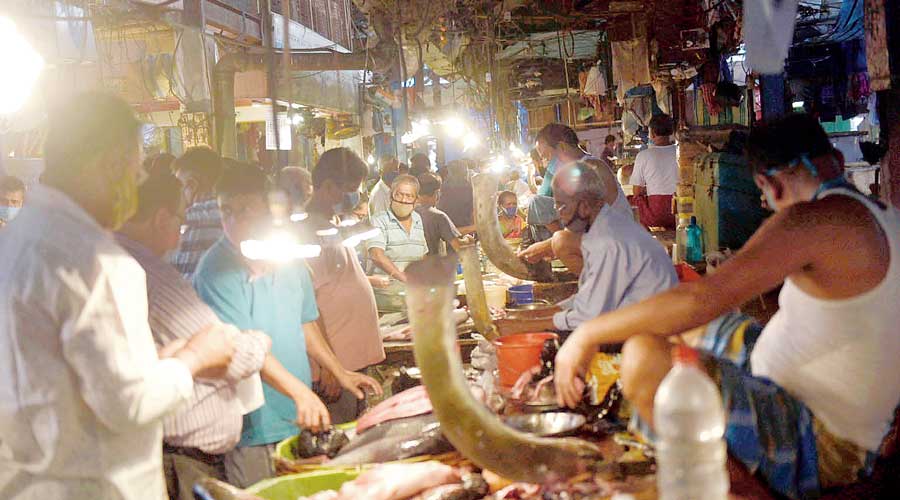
[[554, 113, 900, 499], [496, 162, 678, 336]]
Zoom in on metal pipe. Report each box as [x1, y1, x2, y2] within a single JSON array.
[[457, 244, 498, 340], [404, 257, 601, 483]]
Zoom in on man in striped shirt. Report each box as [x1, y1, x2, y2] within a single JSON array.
[[172, 147, 225, 279], [117, 171, 331, 499], [366, 174, 428, 282]]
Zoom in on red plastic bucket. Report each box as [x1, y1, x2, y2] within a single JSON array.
[[493, 332, 558, 389]]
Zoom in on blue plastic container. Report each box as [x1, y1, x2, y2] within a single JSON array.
[[508, 284, 535, 305]]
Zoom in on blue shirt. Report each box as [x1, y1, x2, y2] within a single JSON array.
[[193, 237, 319, 447], [537, 158, 558, 197], [553, 205, 678, 331], [366, 210, 428, 275]]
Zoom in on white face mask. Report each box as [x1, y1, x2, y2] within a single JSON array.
[[763, 186, 778, 212]]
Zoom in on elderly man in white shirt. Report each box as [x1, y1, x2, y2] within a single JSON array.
[[497, 162, 677, 336], [0, 93, 234, 500]]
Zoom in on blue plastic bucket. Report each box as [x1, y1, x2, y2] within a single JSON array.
[[508, 284, 535, 305]]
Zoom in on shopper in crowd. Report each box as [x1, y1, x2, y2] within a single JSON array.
[[0, 92, 235, 500], [369, 154, 400, 217], [437, 160, 476, 234], [504, 168, 533, 209], [630, 114, 678, 229], [367, 174, 428, 282], [304, 148, 386, 423], [193, 166, 381, 487], [497, 190, 525, 240], [172, 146, 226, 279], [0, 174, 25, 227], [415, 172, 469, 256], [555, 114, 900, 499], [409, 152, 432, 177], [520, 124, 631, 274], [277, 166, 314, 214], [600, 133, 618, 170], [497, 162, 676, 336]]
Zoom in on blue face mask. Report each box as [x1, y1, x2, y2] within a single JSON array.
[[333, 191, 361, 214], [0, 205, 20, 223], [503, 206, 518, 218]]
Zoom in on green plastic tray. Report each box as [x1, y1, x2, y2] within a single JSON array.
[[246, 469, 359, 500]]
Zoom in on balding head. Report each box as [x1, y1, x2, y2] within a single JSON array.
[[551, 162, 608, 206]]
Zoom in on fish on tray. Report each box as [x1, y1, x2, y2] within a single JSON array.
[[328, 414, 453, 465], [301, 462, 462, 500], [356, 385, 434, 433]]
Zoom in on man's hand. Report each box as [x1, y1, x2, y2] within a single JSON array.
[[554, 333, 593, 409], [317, 369, 343, 403], [158, 338, 187, 359], [292, 385, 331, 432], [175, 324, 236, 379], [517, 239, 553, 264], [336, 370, 383, 400], [368, 275, 391, 289], [392, 271, 408, 283]]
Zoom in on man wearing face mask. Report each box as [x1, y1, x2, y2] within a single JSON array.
[[496, 162, 676, 336], [0, 175, 25, 227], [304, 148, 385, 423], [367, 174, 428, 283], [553, 113, 900, 500], [0, 93, 235, 500], [172, 146, 226, 279], [368, 155, 400, 217]]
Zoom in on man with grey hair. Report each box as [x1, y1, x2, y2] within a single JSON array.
[[366, 174, 427, 283], [277, 166, 313, 213], [497, 162, 677, 335]]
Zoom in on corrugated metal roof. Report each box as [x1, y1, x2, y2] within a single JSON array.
[[497, 30, 602, 60]]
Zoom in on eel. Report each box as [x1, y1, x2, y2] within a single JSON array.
[[471, 173, 553, 282], [457, 243, 498, 340], [405, 257, 602, 483]]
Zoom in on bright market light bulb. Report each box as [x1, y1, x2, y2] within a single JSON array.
[[489, 156, 507, 173], [0, 17, 45, 115], [443, 116, 465, 138], [291, 114, 304, 125], [366, 154, 376, 165], [463, 132, 480, 152]]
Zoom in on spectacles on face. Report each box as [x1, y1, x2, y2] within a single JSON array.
[[392, 192, 417, 204]]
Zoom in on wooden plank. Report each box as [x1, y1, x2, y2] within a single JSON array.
[[865, 0, 892, 91]]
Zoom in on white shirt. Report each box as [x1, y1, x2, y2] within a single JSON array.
[[751, 188, 900, 451], [369, 179, 392, 217], [553, 205, 678, 330], [0, 186, 194, 500], [630, 144, 678, 195]]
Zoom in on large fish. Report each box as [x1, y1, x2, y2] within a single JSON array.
[[328, 414, 453, 465], [405, 257, 602, 484]]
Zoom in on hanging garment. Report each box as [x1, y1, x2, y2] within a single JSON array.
[[612, 39, 652, 104], [743, 0, 800, 74], [652, 79, 672, 115], [583, 65, 608, 95]]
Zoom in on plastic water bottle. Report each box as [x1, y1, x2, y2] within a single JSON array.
[[685, 216, 704, 263], [653, 345, 730, 500]]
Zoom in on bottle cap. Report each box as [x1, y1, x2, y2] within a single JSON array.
[[690, 215, 697, 225], [672, 344, 699, 365]]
